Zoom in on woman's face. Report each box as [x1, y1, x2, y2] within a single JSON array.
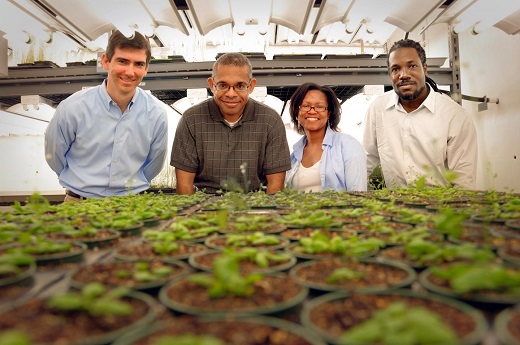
[[297, 89, 329, 134]]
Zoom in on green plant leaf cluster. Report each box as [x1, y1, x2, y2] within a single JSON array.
[[223, 247, 290, 268], [225, 232, 281, 247], [11, 239, 72, 255], [326, 267, 365, 284], [116, 262, 174, 282], [276, 210, 340, 228], [431, 262, 520, 294], [0, 252, 35, 277], [151, 242, 179, 255], [339, 301, 458, 345], [0, 330, 32, 345], [46, 282, 133, 316], [405, 239, 495, 266], [298, 232, 384, 256], [188, 254, 263, 298]]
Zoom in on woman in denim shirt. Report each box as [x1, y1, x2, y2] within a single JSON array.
[[285, 82, 367, 192]]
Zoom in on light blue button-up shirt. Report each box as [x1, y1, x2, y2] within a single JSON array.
[[286, 127, 367, 192], [45, 81, 168, 198]]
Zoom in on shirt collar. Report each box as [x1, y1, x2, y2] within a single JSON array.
[[322, 126, 334, 147], [99, 79, 138, 111], [209, 98, 256, 125], [386, 84, 434, 113]]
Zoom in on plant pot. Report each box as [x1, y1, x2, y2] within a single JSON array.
[[279, 227, 357, 241], [0, 261, 36, 288], [188, 249, 297, 274], [300, 290, 487, 345], [419, 263, 520, 305], [497, 246, 520, 267], [507, 219, 520, 230], [2, 241, 88, 266], [113, 221, 144, 237], [289, 257, 416, 293], [285, 242, 379, 260], [204, 234, 289, 251], [0, 290, 157, 345], [68, 259, 192, 291], [158, 272, 308, 317], [114, 241, 206, 261], [46, 229, 121, 249], [493, 304, 520, 345], [112, 315, 326, 345]]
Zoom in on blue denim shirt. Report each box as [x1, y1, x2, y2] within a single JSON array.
[[286, 127, 367, 192]]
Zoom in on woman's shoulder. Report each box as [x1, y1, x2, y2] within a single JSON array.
[[329, 131, 364, 151]]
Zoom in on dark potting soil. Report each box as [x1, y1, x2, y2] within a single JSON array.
[[293, 258, 410, 289], [309, 293, 477, 339], [192, 251, 292, 274], [0, 296, 151, 344], [116, 242, 205, 260], [165, 274, 303, 312], [131, 316, 317, 345]]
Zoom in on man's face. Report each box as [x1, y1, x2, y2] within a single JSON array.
[[208, 64, 256, 119], [102, 47, 148, 98], [388, 47, 427, 101]]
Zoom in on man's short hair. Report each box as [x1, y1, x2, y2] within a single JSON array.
[[212, 53, 253, 80], [105, 30, 152, 65]]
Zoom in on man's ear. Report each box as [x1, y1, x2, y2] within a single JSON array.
[[248, 78, 257, 94], [101, 53, 110, 71], [207, 77, 215, 95]]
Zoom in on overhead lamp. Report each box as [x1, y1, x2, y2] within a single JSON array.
[[138, 24, 156, 38], [5, 30, 32, 44], [116, 24, 136, 38], [452, 0, 520, 34]]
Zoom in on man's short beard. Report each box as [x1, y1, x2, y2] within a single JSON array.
[[397, 85, 426, 101]]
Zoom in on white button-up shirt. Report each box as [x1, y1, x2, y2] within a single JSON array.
[[362, 86, 478, 189]]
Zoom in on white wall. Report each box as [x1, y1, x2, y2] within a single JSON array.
[[0, 109, 63, 195], [458, 28, 520, 192]]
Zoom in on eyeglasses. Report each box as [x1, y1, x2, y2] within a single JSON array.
[[299, 105, 328, 112], [214, 82, 250, 92]]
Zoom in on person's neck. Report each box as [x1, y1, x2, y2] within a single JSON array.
[[107, 85, 134, 113], [305, 127, 327, 145], [399, 85, 430, 113]]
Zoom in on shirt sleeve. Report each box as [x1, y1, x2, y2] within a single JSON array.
[[264, 115, 292, 175], [170, 113, 199, 173], [344, 137, 368, 192], [362, 104, 381, 176], [143, 108, 169, 181], [447, 110, 478, 189], [44, 106, 72, 176]]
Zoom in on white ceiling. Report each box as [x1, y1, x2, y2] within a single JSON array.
[[1, 0, 520, 62]]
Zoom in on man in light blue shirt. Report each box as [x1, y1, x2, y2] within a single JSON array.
[[45, 30, 168, 200]]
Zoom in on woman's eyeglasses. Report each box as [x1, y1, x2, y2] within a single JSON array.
[[299, 105, 328, 112]]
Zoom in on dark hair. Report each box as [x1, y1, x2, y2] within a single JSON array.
[[387, 39, 441, 93], [387, 39, 426, 67], [289, 82, 341, 135], [212, 53, 253, 79], [105, 30, 152, 65]]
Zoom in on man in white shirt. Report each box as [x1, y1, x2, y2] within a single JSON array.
[[362, 39, 477, 189]]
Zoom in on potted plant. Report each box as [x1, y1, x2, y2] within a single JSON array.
[[159, 253, 307, 316]]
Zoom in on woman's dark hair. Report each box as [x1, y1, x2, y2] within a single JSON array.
[[387, 39, 442, 93], [289, 82, 341, 135], [105, 30, 152, 66]]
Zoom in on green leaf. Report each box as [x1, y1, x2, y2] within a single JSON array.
[[0, 330, 32, 345]]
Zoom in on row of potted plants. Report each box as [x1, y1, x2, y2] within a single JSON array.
[[0, 188, 519, 344]]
